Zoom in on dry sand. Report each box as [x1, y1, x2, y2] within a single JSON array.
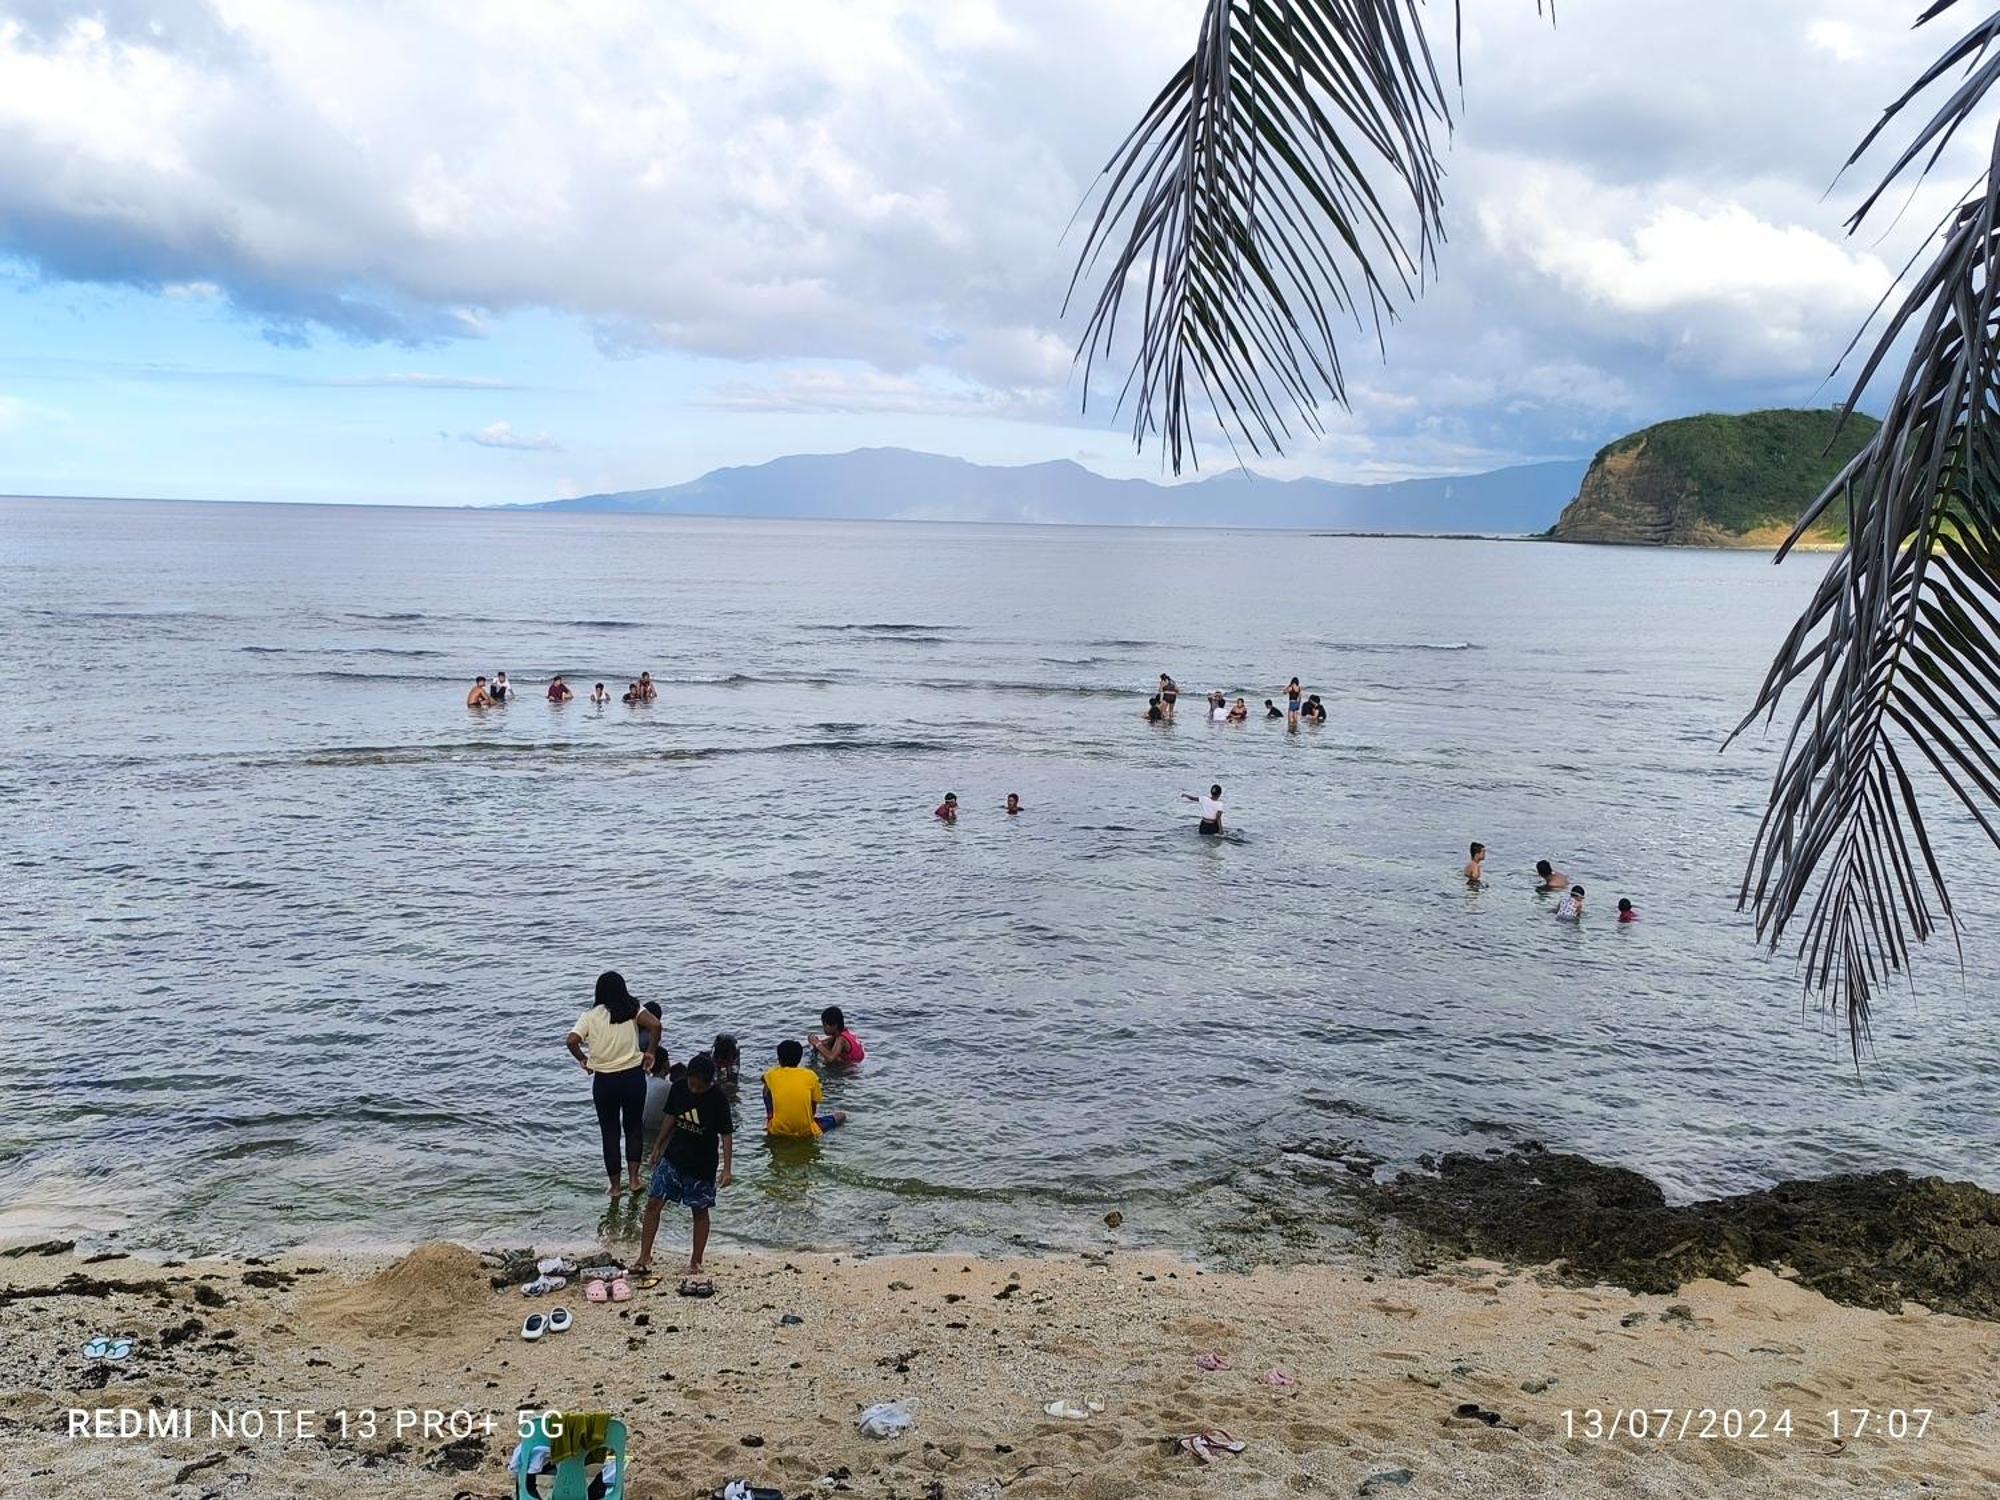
[[4, 1241, 1996, 1499]]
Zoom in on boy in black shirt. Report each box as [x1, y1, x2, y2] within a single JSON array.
[[634, 1052, 734, 1282]]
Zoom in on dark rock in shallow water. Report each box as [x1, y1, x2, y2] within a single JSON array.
[[1377, 1143, 2000, 1321]]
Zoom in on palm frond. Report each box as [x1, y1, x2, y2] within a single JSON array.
[[1734, 0, 2000, 1057], [1066, 0, 1471, 474]]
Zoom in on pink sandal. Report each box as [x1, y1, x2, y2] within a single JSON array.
[[610, 1278, 632, 1302], [585, 1279, 610, 1303]]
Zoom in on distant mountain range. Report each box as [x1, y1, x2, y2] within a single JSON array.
[[513, 447, 1589, 533]]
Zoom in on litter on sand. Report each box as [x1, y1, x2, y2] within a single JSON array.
[[857, 1401, 917, 1438], [1042, 1399, 1104, 1421], [1194, 1351, 1231, 1371]]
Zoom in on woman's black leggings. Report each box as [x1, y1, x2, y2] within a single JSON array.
[[591, 1067, 646, 1182]]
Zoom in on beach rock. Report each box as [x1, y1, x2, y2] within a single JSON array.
[[1359, 1471, 1413, 1496], [191, 1283, 227, 1308], [1520, 1378, 1552, 1394], [1376, 1144, 2000, 1321], [1104, 1211, 1123, 1228], [1, 1239, 74, 1258], [779, 1313, 804, 1326]]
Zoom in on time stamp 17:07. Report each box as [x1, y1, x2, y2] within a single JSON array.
[[1562, 1408, 1935, 1442]]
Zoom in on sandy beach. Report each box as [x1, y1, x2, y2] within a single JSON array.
[[6, 1239, 1995, 1500]]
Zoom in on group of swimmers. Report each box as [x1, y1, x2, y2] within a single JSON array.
[[1464, 842, 1639, 923], [466, 671, 657, 708], [563, 972, 868, 1287], [1146, 674, 1326, 728]]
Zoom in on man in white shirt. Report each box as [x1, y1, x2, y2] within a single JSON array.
[[1183, 783, 1224, 835]]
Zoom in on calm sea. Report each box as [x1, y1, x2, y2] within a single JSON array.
[[3, 497, 1995, 1259]]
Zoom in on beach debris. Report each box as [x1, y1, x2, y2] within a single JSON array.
[[523, 1275, 568, 1298], [158, 1318, 205, 1348], [191, 1283, 227, 1308], [1104, 1210, 1124, 1228], [1194, 1352, 1231, 1372], [858, 1400, 917, 1438], [1619, 1311, 1649, 1327], [993, 1283, 1020, 1300], [579, 1263, 624, 1281], [3, 1239, 75, 1258], [1662, 1303, 1696, 1327], [1041, 1399, 1102, 1421], [1519, 1377, 1551, 1393], [717, 1483, 784, 1500], [888, 1280, 915, 1291], [1449, 1402, 1512, 1429], [1261, 1369, 1297, 1388], [1172, 1431, 1246, 1464], [1358, 1468, 1414, 1495], [537, 1256, 578, 1278], [740, 1434, 764, 1447], [170, 1455, 226, 1487], [778, 1313, 804, 1326]]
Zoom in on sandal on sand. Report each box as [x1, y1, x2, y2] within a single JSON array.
[[521, 1313, 547, 1341], [633, 1275, 663, 1291], [103, 1340, 133, 1362], [82, 1338, 112, 1361], [1194, 1351, 1231, 1372], [677, 1278, 715, 1298], [1261, 1369, 1297, 1388], [521, 1275, 567, 1297], [1175, 1431, 1245, 1463], [546, 1307, 573, 1334], [610, 1278, 633, 1302], [585, 1279, 611, 1303]]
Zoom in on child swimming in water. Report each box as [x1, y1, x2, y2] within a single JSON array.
[[711, 1033, 741, 1088], [1555, 885, 1586, 920], [1617, 898, 1638, 923]]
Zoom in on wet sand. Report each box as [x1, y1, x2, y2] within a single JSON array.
[[6, 1241, 1996, 1499]]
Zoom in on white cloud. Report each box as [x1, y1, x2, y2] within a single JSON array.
[[463, 420, 560, 451]]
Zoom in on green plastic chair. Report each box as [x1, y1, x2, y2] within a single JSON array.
[[513, 1413, 628, 1500]]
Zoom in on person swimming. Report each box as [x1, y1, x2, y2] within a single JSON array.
[[547, 675, 573, 703], [1183, 783, 1224, 835], [1465, 841, 1486, 884], [622, 681, 642, 705], [1536, 859, 1571, 891], [1005, 793, 1022, 815], [1264, 699, 1283, 720], [935, 791, 959, 823], [1617, 898, 1638, 923], [1305, 694, 1326, 724], [591, 682, 611, 705], [1555, 885, 1585, 920], [1143, 694, 1165, 724], [1227, 697, 1248, 723]]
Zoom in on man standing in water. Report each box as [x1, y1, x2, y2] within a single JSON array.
[[1465, 842, 1486, 884], [1183, 783, 1224, 835]]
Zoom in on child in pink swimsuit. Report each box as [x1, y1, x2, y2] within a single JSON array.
[[809, 1005, 866, 1065]]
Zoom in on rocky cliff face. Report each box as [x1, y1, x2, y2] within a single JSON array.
[[1548, 435, 1725, 546], [1549, 408, 1878, 548]]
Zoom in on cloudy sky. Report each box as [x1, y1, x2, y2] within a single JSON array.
[[0, 0, 1977, 505]]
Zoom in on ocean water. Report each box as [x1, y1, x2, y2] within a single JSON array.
[[3, 497, 1995, 1260]]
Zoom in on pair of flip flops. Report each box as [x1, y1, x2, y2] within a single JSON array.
[[83, 1338, 133, 1362], [521, 1307, 574, 1341], [521, 1274, 567, 1297], [678, 1277, 715, 1298], [1175, 1431, 1246, 1464], [1194, 1351, 1231, 1372], [585, 1278, 632, 1303]]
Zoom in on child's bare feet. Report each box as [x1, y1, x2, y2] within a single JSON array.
[[606, 1181, 623, 1199]]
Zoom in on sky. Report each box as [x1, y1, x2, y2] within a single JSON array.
[[0, 0, 1980, 506]]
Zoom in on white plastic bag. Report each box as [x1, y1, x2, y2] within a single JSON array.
[[857, 1400, 917, 1438]]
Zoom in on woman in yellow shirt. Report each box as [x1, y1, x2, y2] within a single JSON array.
[[565, 971, 663, 1197], [762, 1039, 849, 1137]]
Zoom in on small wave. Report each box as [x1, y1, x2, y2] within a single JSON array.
[[1085, 639, 1162, 649], [308, 670, 462, 684], [802, 622, 966, 634], [910, 678, 1130, 700], [1040, 656, 1109, 666], [1310, 640, 1480, 653], [345, 611, 427, 622], [564, 619, 647, 630], [240, 646, 287, 655]]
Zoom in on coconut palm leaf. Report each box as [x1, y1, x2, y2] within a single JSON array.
[[1065, 0, 1470, 473], [1733, 0, 2000, 1057]]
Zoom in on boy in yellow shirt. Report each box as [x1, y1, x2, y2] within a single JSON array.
[[763, 1039, 849, 1137]]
